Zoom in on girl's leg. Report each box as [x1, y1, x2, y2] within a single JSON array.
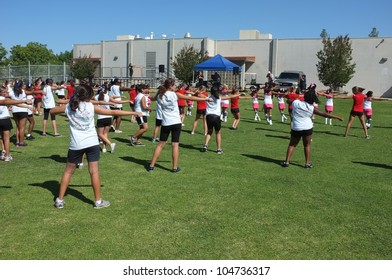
[[359, 115, 369, 137], [284, 136, 301, 163], [302, 135, 312, 165], [191, 114, 200, 134], [171, 142, 179, 169], [58, 162, 77, 200], [2, 130, 11, 157], [216, 130, 222, 150], [150, 141, 166, 168], [88, 161, 101, 201], [344, 115, 355, 137], [18, 118, 27, 143], [51, 119, 58, 135]]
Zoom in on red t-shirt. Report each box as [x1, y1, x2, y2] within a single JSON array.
[[352, 93, 365, 112], [129, 89, 137, 104], [231, 96, 239, 109], [66, 85, 75, 99], [286, 93, 299, 109], [197, 92, 208, 110], [34, 86, 42, 99], [176, 89, 187, 107]]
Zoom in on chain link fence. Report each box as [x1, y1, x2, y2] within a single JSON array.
[[0, 63, 71, 84]]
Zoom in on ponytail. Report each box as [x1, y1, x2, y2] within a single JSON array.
[[70, 84, 94, 111]]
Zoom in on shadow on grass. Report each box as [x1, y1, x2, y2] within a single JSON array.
[[352, 161, 392, 170], [29, 180, 94, 206], [265, 134, 290, 140], [39, 154, 67, 163], [241, 153, 304, 168], [120, 155, 171, 172], [0, 186, 12, 189]]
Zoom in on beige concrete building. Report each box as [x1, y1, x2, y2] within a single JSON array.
[[73, 31, 391, 97]]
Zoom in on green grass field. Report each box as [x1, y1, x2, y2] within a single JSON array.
[[1, 97, 391, 260]]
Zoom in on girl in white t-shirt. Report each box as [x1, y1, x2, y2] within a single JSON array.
[[50, 84, 141, 209], [282, 89, 343, 169], [147, 78, 211, 173], [42, 78, 62, 136]]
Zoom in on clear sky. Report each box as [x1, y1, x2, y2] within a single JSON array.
[[2, 0, 392, 55]]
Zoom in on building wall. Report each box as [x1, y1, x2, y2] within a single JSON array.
[[73, 37, 392, 97]]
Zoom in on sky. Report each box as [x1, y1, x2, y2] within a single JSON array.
[[2, 0, 392, 55]]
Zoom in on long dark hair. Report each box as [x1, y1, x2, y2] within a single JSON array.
[[70, 84, 94, 111], [210, 84, 221, 99], [13, 79, 23, 97]]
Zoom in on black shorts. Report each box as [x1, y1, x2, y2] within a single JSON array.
[[97, 117, 112, 128], [0, 118, 13, 132], [34, 98, 42, 105], [12, 112, 28, 121], [196, 109, 206, 115], [160, 123, 182, 142], [43, 108, 56, 120], [231, 108, 240, 114], [155, 118, 162, 127], [291, 128, 313, 138], [350, 110, 364, 117], [67, 145, 100, 164], [136, 116, 148, 126], [206, 114, 221, 133]]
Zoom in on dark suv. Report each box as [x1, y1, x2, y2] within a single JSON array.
[[275, 70, 305, 90]]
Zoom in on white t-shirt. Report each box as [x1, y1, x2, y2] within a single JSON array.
[[9, 89, 28, 113], [291, 100, 314, 131], [206, 95, 221, 116], [109, 84, 122, 108], [43, 85, 56, 109], [94, 94, 111, 120], [156, 91, 181, 126], [0, 96, 11, 119], [65, 101, 99, 150], [134, 92, 149, 116]]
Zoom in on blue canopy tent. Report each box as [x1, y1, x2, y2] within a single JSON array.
[[193, 54, 241, 72]]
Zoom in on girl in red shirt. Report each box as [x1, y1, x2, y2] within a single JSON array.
[[190, 86, 208, 135], [337, 86, 369, 138]]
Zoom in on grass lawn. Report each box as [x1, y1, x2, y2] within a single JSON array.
[[1, 97, 391, 260]]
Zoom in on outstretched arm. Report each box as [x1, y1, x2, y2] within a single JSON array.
[[94, 106, 142, 117], [313, 107, 344, 121]]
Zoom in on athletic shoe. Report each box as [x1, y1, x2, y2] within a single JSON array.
[[102, 148, 107, 153], [3, 156, 13, 162], [216, 149, 223, 155], [281, 161, 289, 168], [26, 135, 35, 140], [114, 130, 122, 133], [42, 133, 47, 136], [130, 136, 136, 146], [54, 133, 62, 137], [77, 162, 84, 169], [110, 143, 116, 153], [304, 163, 313, 168], [17, 142, 28, 147], [172, 167, 181, 173], [0, 151, 5, 160], [365, 135, 370, 139], [201, 144, 208, 152], [94, 199, 110, 209], [146, 166, 154, 172], [55, 198, 64, 209], [135, 142, 145, 146], [110, 125, 115, 132]]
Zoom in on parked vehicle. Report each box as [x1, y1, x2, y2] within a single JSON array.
[[275, 70, 305, 90]]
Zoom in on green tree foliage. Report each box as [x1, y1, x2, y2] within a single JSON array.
[[171, 44, 208, 84], [70, 55, 96, 80], [316, 35, 356, 90], [57, 50, 73, 64], [8, 42, 59, 65], [368, 27, 379, 38], [320, 29, 329, 39], [0, 43, 8, 66]]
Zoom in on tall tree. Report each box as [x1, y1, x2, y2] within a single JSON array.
[[320, 29, 329, 39], [8, 42, 59, 65], [0, 43, 8, 66], [171, 44, 208, 84], [368, 27, 379, 37], [70, 55, 96, 81], [316, 35, 356, 90]]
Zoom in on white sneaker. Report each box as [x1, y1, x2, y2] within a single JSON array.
[[102, 148, 107, 153], [114, 130, 122, 133], [94, 199, 110, 209], [55, 198, 64, 209], [4, 155, 13, 162], [110, 143, 116, 153]]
